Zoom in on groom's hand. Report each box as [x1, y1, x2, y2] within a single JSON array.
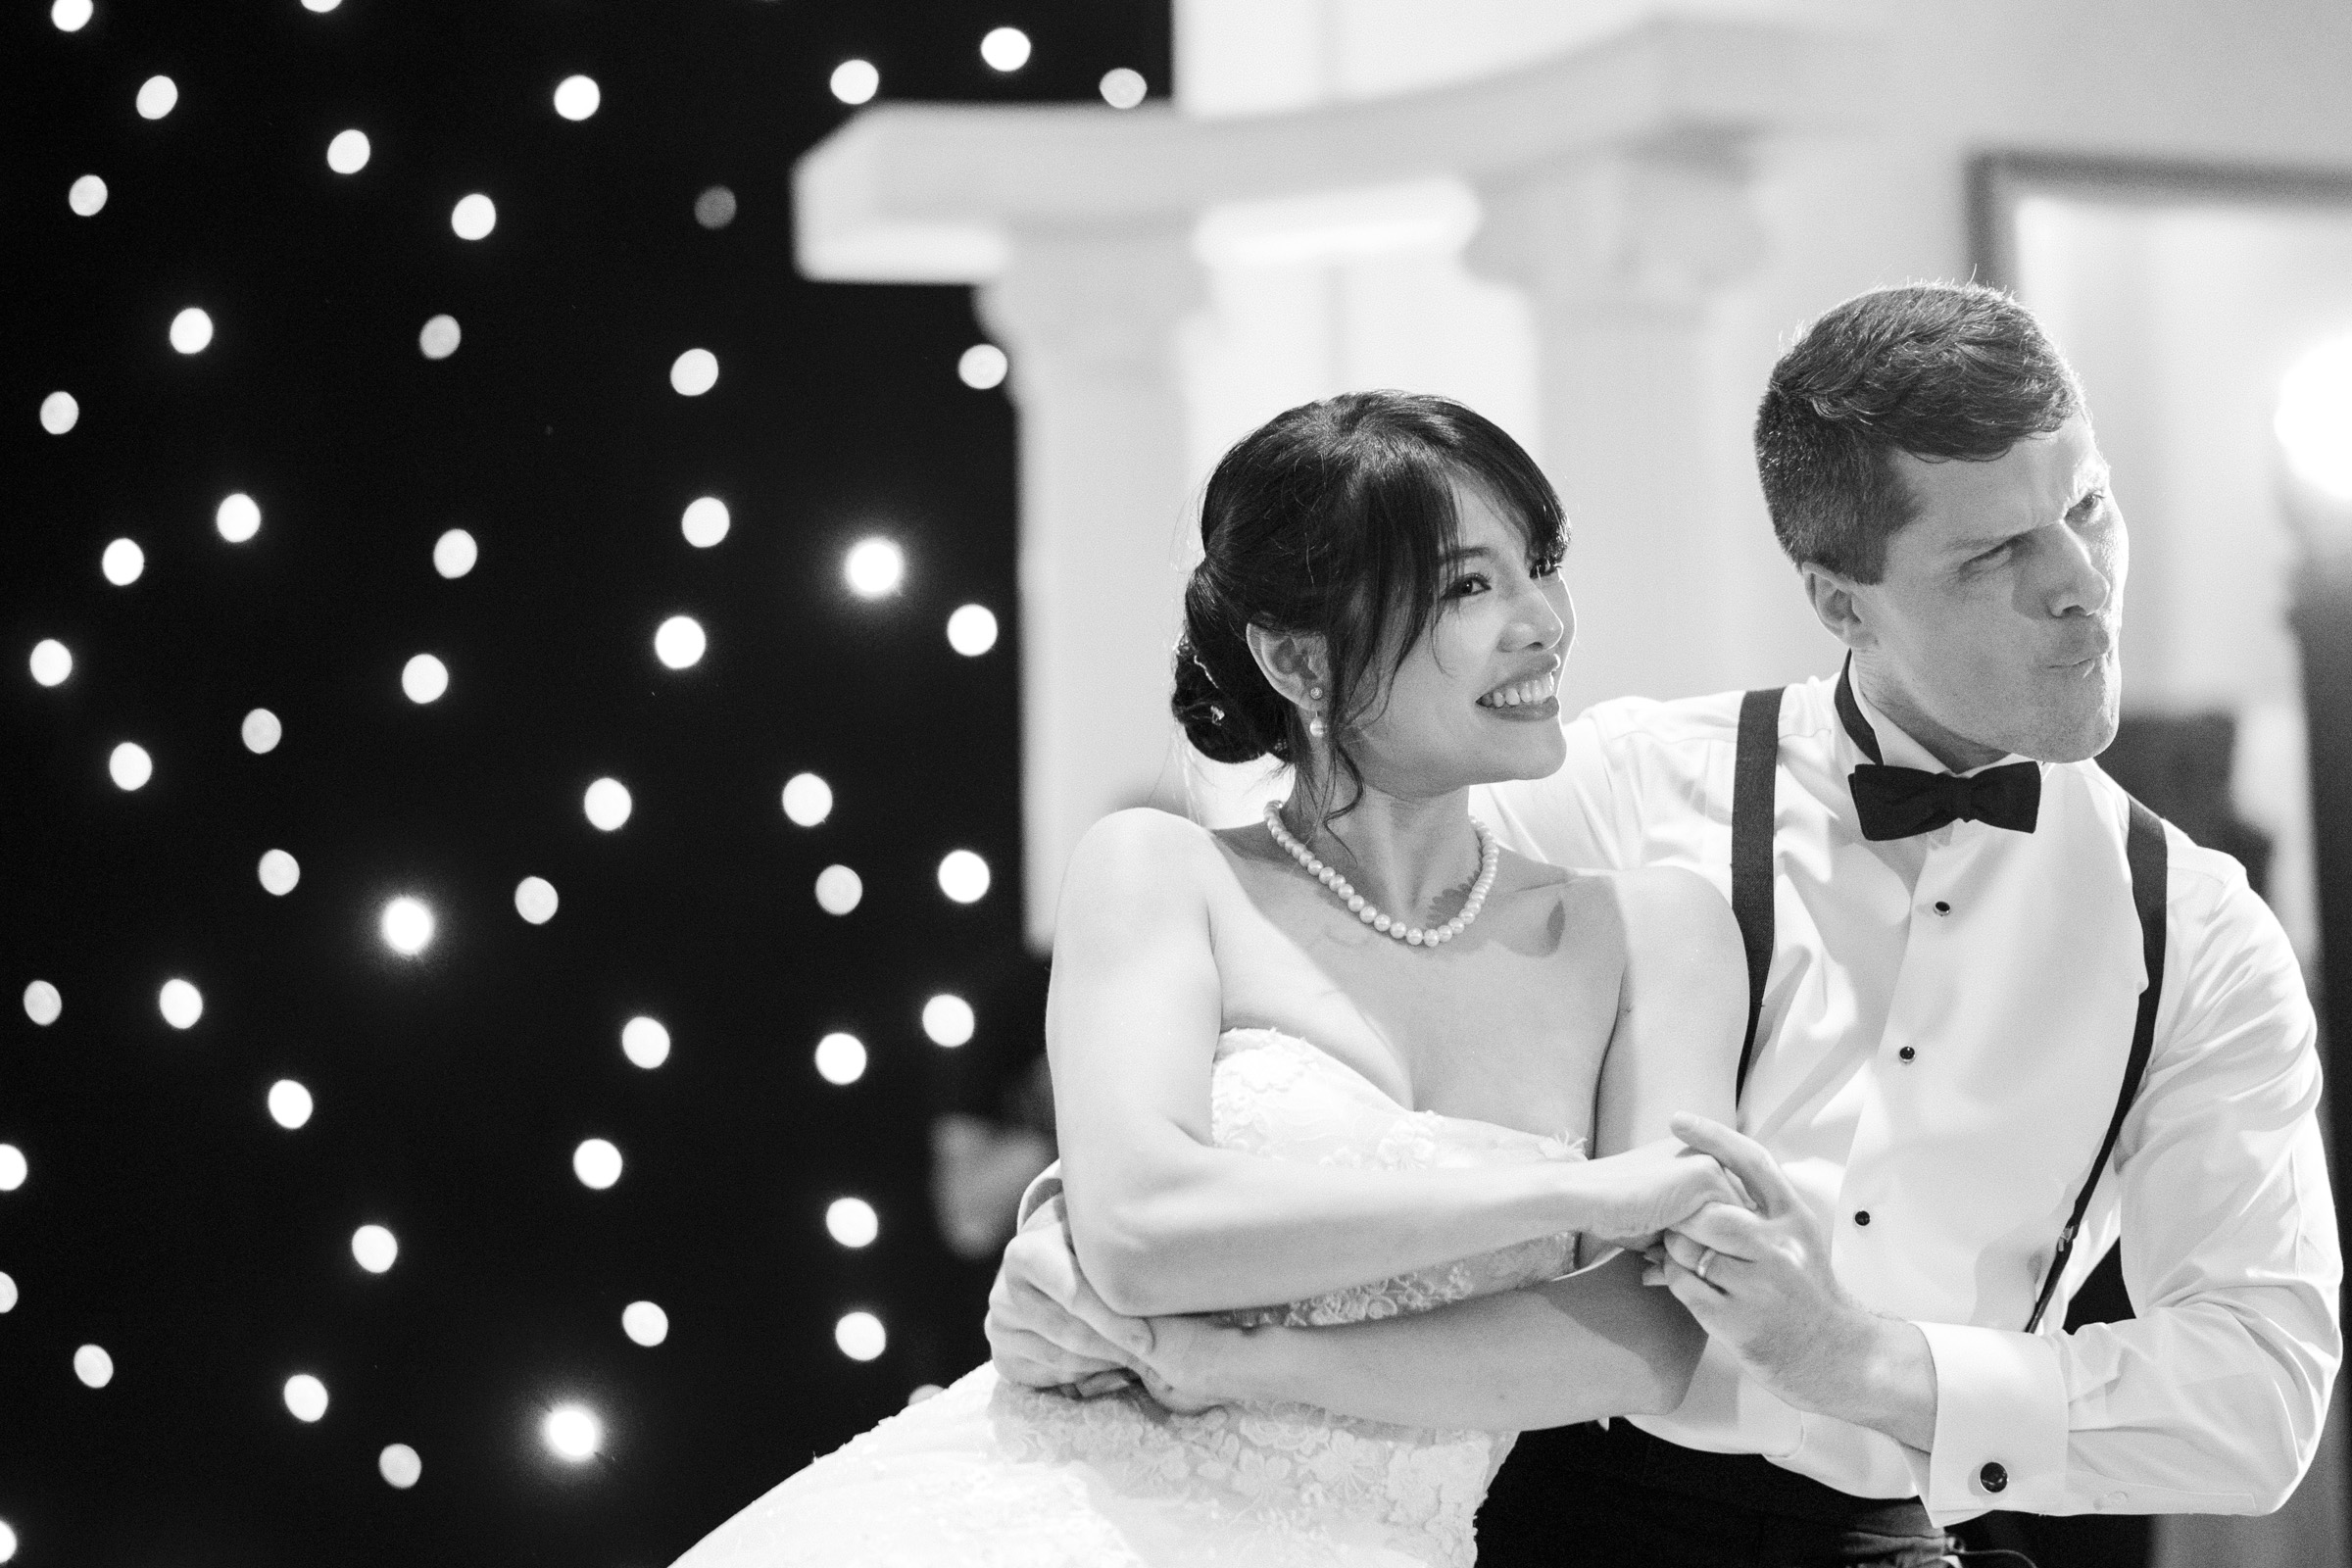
[[986, 1196, 1152, 1396], [1646, 1114, 1937, 1453]]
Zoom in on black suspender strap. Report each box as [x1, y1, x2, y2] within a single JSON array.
[[2022, 797, 2170, 1333], [1729, 688, 1786, 1102]]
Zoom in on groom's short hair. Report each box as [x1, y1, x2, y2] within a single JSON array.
[[1754, 281, 2084, 582]]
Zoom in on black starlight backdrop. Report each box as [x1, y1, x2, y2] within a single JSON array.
[[0, 2, 1171, 1563]]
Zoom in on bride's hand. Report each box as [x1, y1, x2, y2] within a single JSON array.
[[1574, 1136, 1750, 1248]]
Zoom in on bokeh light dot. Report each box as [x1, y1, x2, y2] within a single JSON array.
[[0, 1518, 12, 1561], [844, 536, 904, 598], [514, 876, 560, 924], [826, 1197, 879, 1249], [835, 1311, 886, 1361], [267, 1079, 314, 1129], [620, 1016, 670, 1069], [654, 615, 706, 669], [170, 308, 214, 354], [136, 75, 177, 121], [681, 497, 730, 547], [830, 59, 879, 105], [380, 896, 434, 956], [956, 343, 1007, 390], [937, 849, 991, 904], [622, 1300, 669, 1347], [433, 528, 478, 577], [40, 392, 78, 435], [0, 1147, 25, 1193], [23, 981, 62, 1027], [553, 74, 601, 121], [110, 741, 154, 790], [450, 193, 497, 240], [814, 864, 862, 915], [946, 604, 999, 656], [401, 654, 449, 704], [694, 185, 737, 229], [418, 315, 462, 360], [584, 777, 632, 830], [379, 1444, 422, 1489], [217, 491, 261, 542], [303, 0, 342, 11], [573, 1138, 622, 1190], [284, 1373, 329, 1422], [74, 1344, 113, 1388], [69, 174, 108, 216], [544, 1404, 601, 1460], [52, 0, 92, 31], [922, 993, 975, 1048], [781, 772, 833, 826], [102, 537, 144, 585], [670, 348, 718, 396], [1101, 68, 1148, 109], [29, 639, 73, 687], [351, 1224, 398, 1273], [158, 977, 202, 1028], [0, 1273, 16, 1312], [813, 1032, 866, 1085], [2278, 333, 2352, 501], [259, 849, 301, 896], [325, 128, 370, 173], [980, 26, 1032, 71], [242, 707, 282, 753]]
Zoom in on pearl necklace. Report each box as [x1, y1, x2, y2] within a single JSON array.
[[1262, 802, 1501, 949]]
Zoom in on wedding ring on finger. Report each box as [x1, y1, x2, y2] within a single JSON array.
[[1693, 1246, 1716, 1283]]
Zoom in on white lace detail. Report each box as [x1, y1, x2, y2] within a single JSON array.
[[668, 1027, 1584, 1568]]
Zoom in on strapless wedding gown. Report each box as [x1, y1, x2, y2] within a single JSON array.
[[668, 1027, 1586, 1568]]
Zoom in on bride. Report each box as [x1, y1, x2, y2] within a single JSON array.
[[668, 391, 1748, 1567]]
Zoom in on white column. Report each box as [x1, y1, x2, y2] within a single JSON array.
[[978, 225, 1204, 949], [1469, 144, 1772, 710]]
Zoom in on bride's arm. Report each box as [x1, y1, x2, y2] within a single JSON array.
[[1124, 867, 1747, 1426], [1052, 812, 1734, 1318]]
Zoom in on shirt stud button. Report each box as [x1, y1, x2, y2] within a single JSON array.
[[1933, 901, 1951, 914], [1853, 1210, 1871, 1226], [1980, 1461, 2009, 1494], [1898, 1046, 1916, 1061]]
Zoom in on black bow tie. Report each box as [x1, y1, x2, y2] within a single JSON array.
[[1837, 662, 2041, 843]]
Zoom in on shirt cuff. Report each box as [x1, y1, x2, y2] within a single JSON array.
[[1912, 1322, 2069, 1521], [1015, 1159, 1064, 1227]]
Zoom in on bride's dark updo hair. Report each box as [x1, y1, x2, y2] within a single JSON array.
[[1172, 390, 1565, 815]]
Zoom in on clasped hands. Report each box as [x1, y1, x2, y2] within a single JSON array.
[[985, 1116, 1893, 1427]]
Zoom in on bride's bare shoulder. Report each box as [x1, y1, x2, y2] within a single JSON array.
[[1573, 865, 1742, 978], [1063, 808, 1235, 901], [1494, 858, 1736, 963]]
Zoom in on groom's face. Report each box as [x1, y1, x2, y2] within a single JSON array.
[[1841, 414, 2126, 768]]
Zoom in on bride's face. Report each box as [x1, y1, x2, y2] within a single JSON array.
[[1348, 483, 1572, 797]]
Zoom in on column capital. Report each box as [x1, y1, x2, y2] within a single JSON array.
[[1467, 141, 1769, 318], [978, 224, 1205, 382]]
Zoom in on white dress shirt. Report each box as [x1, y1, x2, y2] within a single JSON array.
[[1474, 672, 2342, 1524]]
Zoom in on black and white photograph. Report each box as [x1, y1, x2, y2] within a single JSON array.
[[3, 3, 2346, 1566]]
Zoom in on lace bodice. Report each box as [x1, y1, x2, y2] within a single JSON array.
[[984, 1027, 1587, 1566], [1204, 1027, 1585, 1328]]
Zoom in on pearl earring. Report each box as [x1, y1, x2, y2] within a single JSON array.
[[1308, 716, 1328, 739], [1308, 686, 1323, 701]]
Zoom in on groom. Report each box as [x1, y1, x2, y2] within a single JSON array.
[[985, 282, 2341, 1564]]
